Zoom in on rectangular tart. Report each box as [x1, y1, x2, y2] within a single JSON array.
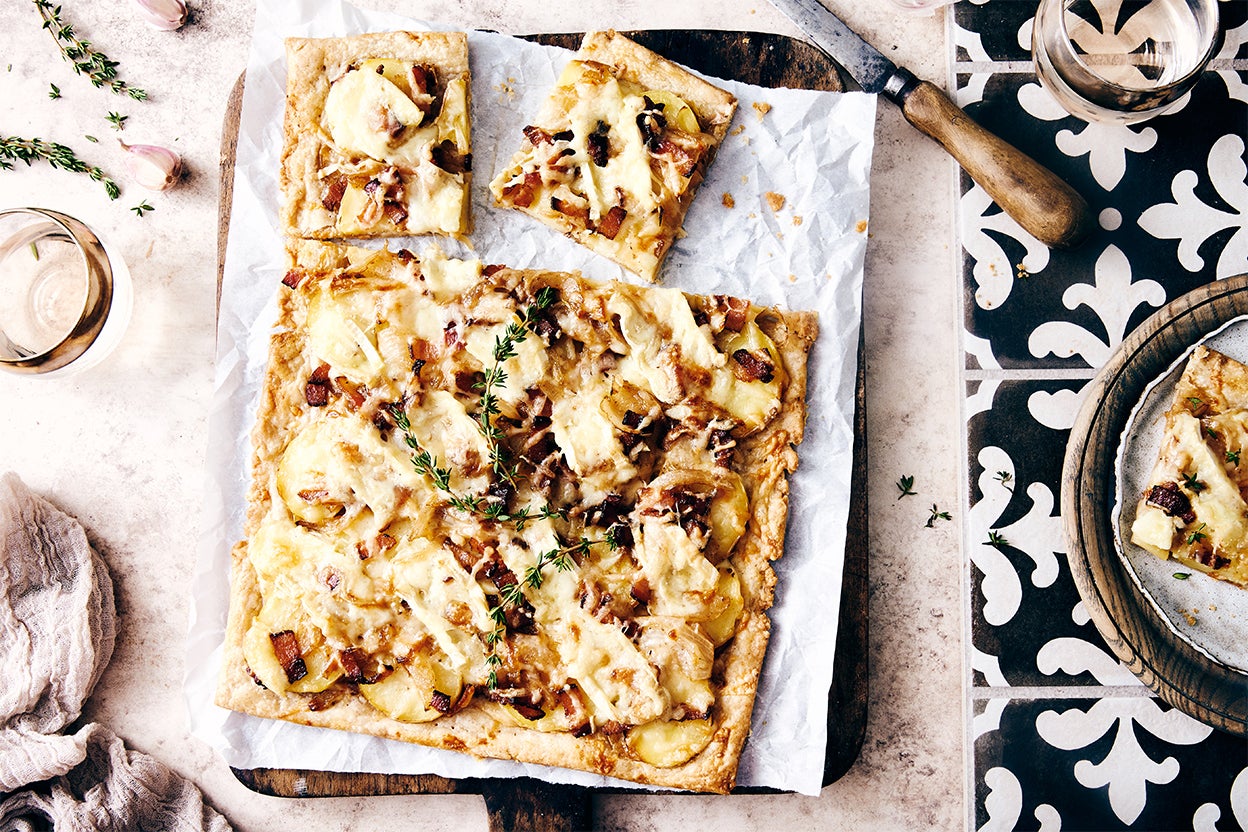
[[217, 242, 818, 793], [1131, 345, 1248, 586], [489, 31, 737, 282], [281, 32, 472, 240]]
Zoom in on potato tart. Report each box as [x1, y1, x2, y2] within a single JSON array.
[[1131, 345, 1248, 587], [281, 32, 472, 240], [489, 31, 737, 282], [217, 242, 817, 793]]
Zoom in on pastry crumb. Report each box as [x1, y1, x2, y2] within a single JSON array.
[[764, 192, 786, 213], [722, 192, 735, 209], [740, 174, 749, 184], [752, 101, 771, 120], [855, 220, 868, 234], [792, 216, 803, 226], [1184, 611, 1198, 625], [788, 274, 796, 283], [731, 124, 746, 136]]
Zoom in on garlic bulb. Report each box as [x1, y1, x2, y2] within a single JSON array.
[[133, 0, 188, 31], [119, 141, 183, 191]]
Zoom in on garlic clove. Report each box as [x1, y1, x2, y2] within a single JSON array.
[[133, 0, 188, 31], [119, 141, 183, 191]]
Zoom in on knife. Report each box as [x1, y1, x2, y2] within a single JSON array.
[[768, 0, 1092, 249]]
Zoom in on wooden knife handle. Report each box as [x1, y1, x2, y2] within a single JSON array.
[[899, 80, 1092, 250]]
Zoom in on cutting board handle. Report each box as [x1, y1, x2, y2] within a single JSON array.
[[899, 79, 1093, 250], [480, 778, 592, 832]]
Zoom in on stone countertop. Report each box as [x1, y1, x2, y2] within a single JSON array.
[[0, 1, 963, 829]]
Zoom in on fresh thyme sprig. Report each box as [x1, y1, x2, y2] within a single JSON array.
[[896, 474, 917, 500], [34, 0, 147, 100], [925, 504, 952, 528], [0, 136, 119, 199], [986, 530, 1009, 549], [475, 287, 558, 485], [106, 111, 127, 131]]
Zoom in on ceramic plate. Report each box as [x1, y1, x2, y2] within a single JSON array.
[[1112, 316, 1248, 675], [1063, 274, 1248, 735]]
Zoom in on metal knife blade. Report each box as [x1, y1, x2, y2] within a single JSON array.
[[765, 0, 1093, 249], [767, 0, 918, 100]]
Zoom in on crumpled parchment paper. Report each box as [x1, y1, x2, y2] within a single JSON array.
[[187, 0, 876, 796]]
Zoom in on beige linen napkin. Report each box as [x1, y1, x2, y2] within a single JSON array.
[[0, 473, 231, 831]]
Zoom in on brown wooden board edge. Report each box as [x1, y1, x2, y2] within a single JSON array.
[[217, 29, 865, 821], [1062, 275, 1248, 737]]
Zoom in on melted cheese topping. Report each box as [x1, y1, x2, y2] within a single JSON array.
[[243, 247, 798, 746], [318, 60, 470, 237]]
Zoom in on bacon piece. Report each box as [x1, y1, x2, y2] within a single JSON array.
[[307, 689, 341, 711], [554, 686, 590, 736], [708, 427, 736, 467], [653, 137, 697, 176], [410, 64, 436, 96], [523, 125, 553, 146], [719, 295, 749, 332], [1146, 482, 1196, 524], [503, 170, 543, 209], [732, 349, 775, 383], [269, 631, 308, 683], [586, 121, 609, 167], [630, 576, 651, 604], [444, 321, 460, 350], [305, 381, 329, 407], [383, 200, 408, 226], [595, 205, 627, 240], [282, 269, 306, 289], [550, 196, 589, 221], [338, 648, 376, 684], [431, 140, 471, 175], [636, 99, 667, 149], [321, 568, 341, 591], [428, 690, 452, 714], [333, 376, 368, 411], [482, 264, 506, 276], [321, 175, 347, 212], [309, 363, 330, 384]]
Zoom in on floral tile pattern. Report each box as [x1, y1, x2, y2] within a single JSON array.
[[954, 0, 1248, 828]]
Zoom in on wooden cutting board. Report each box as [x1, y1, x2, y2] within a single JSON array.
[[216, 30, 866, 832]]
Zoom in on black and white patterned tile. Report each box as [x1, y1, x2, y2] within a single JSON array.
[[974, 696, 1248, 831], [957, 0, 1248, 827]]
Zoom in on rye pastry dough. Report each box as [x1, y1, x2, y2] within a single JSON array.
[[490, 31, 737, 282], [281, 32, 472, 240], [1132, 345, 1248, 587], [217, 243, 818, 793]]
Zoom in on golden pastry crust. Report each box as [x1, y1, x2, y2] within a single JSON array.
[[490, 31, 737, 282], [1131, 345, 1248, 586], [217, 245, 816, 793], [282, 32, 472, 240]]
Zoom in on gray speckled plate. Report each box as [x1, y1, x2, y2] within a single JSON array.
[[1113, 316, 1248, 676]]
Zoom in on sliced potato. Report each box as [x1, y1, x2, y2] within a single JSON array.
[[639, 89, 700, 134], [709, 320, 785, 434], [707, 472, 748, 559], [359, 654, 463, 723], [627, 718, 714, 768], [704, 565, 744, 647], [242, 616, 340, 695]]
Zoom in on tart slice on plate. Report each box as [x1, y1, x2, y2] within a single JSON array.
[[281, 31, 472, 240], [490, 31, 737, 282], [1131, 345, 1248, 587]]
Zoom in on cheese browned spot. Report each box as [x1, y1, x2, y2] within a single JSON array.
[[217, 242, 818, 794], [1131, 345, 1248, 587]]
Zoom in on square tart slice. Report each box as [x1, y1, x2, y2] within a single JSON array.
[[1131, 345, 1248, 587], [281, 32, 472, 240], [217, 242, 818, 793], [490, 31, 737, 282]]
